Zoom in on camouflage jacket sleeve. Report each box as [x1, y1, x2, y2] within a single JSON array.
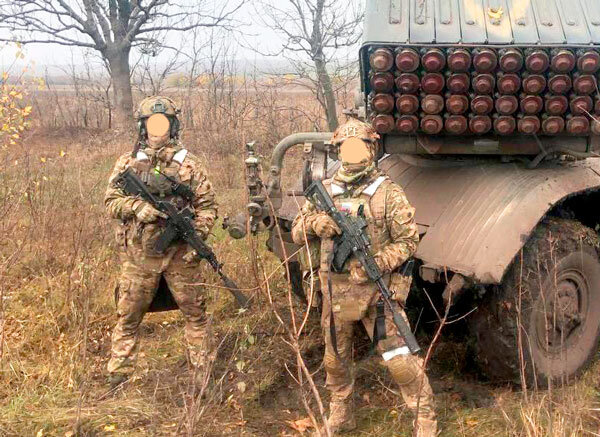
[[104, 153, 141, 220], [291, 200, 320, 245], [186, 156, 218, 238], [377, 183, 419, 272]]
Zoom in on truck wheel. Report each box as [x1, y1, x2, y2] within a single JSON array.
[[469, 218, 600, 386]]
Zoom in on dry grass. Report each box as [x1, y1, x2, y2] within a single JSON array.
[[1, 85, 600, 436]]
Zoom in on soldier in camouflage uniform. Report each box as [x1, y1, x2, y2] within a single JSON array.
[[291, 119, 437, 436], [105, 96, 217, 388]]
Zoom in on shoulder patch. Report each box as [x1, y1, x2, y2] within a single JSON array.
[[136, 151, 149, 161], [362, 176, 387, 197], [331, 183, 346, 197], [173, 149, 188, 165]]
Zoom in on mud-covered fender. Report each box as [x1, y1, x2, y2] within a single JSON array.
[[380, 155, 600, 284]]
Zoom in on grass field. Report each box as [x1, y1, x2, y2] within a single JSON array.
[[1, 104, 600, 436]]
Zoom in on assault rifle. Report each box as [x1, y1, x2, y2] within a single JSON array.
[[114, 167, 250, 309], [304, 179, 420, 354]]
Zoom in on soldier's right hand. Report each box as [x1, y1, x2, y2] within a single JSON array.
[[348, 259, 369, 284], [134, 201, 168, 223], [312, 213, 341, 238]]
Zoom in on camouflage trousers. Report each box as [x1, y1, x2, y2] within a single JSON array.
[[108, 244, 209, 376], [321, 275, 436, 421]]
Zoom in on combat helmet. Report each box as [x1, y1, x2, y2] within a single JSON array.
[[135, 96, 181, 139], [331, 118, 381, 157]]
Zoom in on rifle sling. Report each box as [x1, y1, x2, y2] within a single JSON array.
[[327, 252, 342, 362], [371, 298, 387, 352]]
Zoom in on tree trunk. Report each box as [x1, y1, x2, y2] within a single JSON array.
[[314, 56, 339, 131], [107, 47, 134, 128]]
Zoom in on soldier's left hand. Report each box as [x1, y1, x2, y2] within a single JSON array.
[[349, 255, 388, 285], [134, 201, 168, 223], [349, 261, 369, 284], [312, 213, 341, 238]]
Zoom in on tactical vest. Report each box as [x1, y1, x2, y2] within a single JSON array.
[[323, 174, 392, 270], [131, 148, 191, 209]]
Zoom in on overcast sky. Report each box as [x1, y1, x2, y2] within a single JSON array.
[[1, 3, 270, 69], [0, 1, 362, 74]]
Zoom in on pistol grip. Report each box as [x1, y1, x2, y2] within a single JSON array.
[[332, 238, 353, 272], [154, 222, 179, 253]]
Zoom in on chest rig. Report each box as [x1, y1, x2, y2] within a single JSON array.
[[326, 175, 391, 271], [131, 148, 192, 209]]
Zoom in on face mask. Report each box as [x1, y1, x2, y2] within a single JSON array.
[[339, 137, 374, 173], [146, 114, 171, 148]]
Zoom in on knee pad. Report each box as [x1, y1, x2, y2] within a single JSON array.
[[384, 354, 423, 386]]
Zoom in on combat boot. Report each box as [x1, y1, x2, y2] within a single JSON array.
[[413, 417, 438, 437], [318, 400, 357, 435], [108, 372, 129, 390]]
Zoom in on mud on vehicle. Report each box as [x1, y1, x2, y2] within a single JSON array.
[[227, 0, 600, 387]]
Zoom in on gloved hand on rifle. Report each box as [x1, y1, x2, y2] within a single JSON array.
[[349, 254, 391, 285], [133, 201, 168, 223], [183, 219, 212, 263], [194, 217, 212, 241], [311, 212, 341, 238], [183, 249, 198, 263]]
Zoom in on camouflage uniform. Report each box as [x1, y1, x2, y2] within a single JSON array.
[[292, 120, 436, 436], [105, 97, 217, 379]]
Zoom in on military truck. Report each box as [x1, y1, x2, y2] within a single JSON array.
[[227, 0, 600, 386]]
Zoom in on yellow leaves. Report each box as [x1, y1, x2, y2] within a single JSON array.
[[236, 381, 247, 393], [465, 417, 479, 427], [60, 150, 67, 157], [0, 47, 33, 148], [285, 417, 315, 433], [487, 6, 504, 20], [103, 424, 117, 432], [8, 90, 23, 99], [35, 77, 46, 90], [0, 79, 31, 147], [40, 157, 46, 163]]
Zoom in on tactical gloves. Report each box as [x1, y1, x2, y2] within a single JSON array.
[[183, 249, 198, 263], [348, 255, 390, 284], [311, 213, 341, 238], [133, 201, 168, 223], [194, 216, 212, 241]]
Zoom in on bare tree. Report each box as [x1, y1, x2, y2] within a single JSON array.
[[62, 50, 114, 129], [0, 0, 243, 126], [254, 0, 363, 131], [131, 43, 186, 97]]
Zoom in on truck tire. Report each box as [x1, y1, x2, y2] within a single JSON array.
[[469, 217, 600, 386]]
